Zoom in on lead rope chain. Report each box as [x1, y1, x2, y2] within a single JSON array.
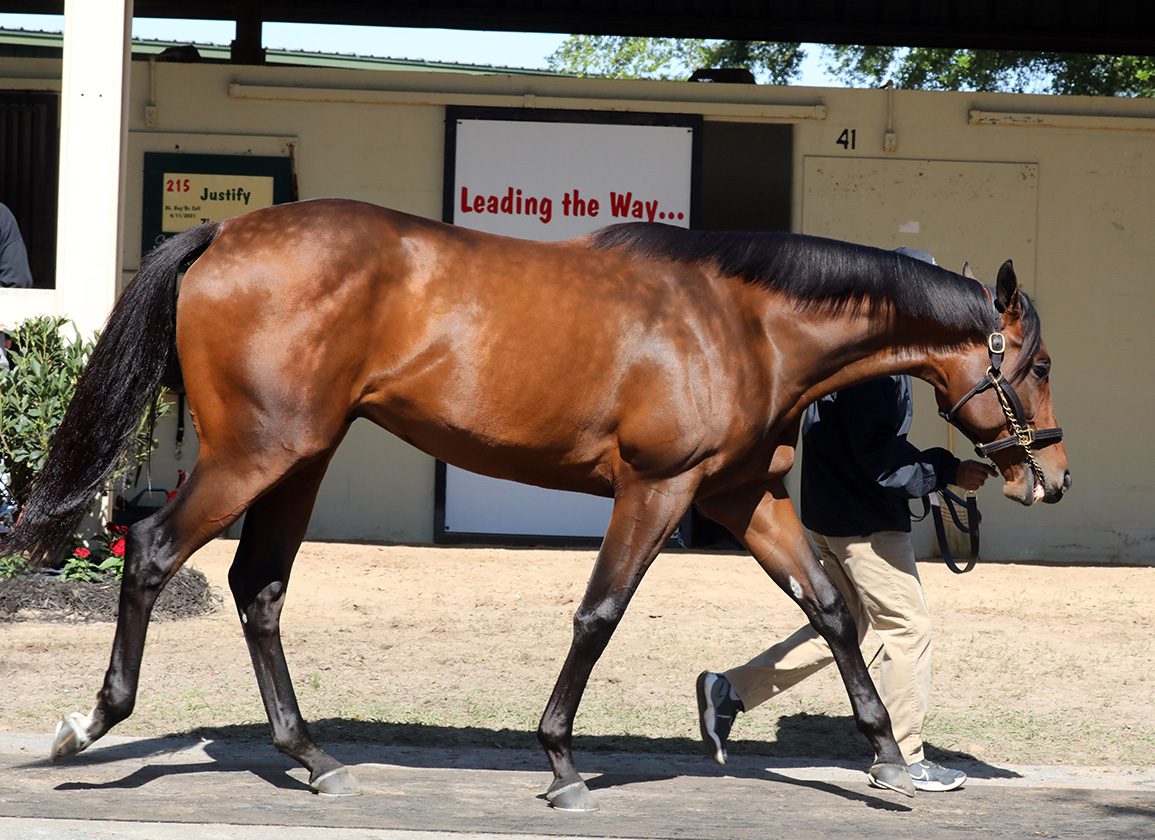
[[990, 372, 1047, 489]]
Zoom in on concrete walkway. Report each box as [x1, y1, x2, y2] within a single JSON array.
[[0, 732, 1151, 839]]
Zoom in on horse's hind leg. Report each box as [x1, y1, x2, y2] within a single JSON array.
[[50, 459, 273, 760], [537, 476, 696, 811], [698, 483, 916, 797], [226, 454, 360, 796]]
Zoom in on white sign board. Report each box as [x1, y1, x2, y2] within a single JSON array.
[[444, 114, 696, 538]]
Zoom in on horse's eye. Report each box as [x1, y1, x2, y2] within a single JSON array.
[[1031, 360, 1051, 380]]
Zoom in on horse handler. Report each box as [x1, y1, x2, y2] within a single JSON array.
[[696, 248, 997, 794]]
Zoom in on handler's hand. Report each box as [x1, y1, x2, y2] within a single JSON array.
[[954, 459, 998, 491]]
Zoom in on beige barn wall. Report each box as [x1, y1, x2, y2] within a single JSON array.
[[791, 87, 1155, 562], [1, 57, 1151, 561]]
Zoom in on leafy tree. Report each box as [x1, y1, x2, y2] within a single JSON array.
[[547, 36, 802, 84], [548, 35, 1155, 97], [827, 46, 1155, 97]]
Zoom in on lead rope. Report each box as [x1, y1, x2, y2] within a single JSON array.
[[913, 490, 980, 574]]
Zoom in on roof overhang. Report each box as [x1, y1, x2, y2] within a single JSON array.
[[5, 1, 1155, 56]]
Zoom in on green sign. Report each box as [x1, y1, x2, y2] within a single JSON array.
[[142, 152, 294, 255]]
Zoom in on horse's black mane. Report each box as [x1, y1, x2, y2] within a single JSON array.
[[590, 224, 1041, 380]]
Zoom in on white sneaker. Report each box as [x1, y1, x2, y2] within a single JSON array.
[[906, 760, 966, 792]]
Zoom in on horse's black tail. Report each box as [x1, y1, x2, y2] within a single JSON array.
[[1, 222, 220, 565]]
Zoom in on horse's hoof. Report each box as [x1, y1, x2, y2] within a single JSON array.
[[311, 766, 362, 797], [868, 762, 916, 798], [546, 778, 597, 812], [50, 712, 94, 761]]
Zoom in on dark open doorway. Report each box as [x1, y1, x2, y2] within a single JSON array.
[[691, 120, 792, 548], [0, 90, 58, 289]]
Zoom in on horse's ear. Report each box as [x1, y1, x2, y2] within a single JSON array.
[[995, 259, 1020, 314], [962, 262, 977, 281]]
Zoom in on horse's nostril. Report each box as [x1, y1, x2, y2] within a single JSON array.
[[1062, 470, 1072, 492]]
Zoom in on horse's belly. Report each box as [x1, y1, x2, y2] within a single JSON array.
[[360, 398, 617, 497]]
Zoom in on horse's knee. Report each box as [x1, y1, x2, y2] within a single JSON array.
[[572, 597, 624, 643], [796, 579, 855, 642]]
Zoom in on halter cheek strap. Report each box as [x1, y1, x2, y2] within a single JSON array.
[[938, 329, 1064, 484], [939, 332, 1005, 426]]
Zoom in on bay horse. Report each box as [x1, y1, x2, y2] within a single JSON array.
[[4, 199, 1069, 809]]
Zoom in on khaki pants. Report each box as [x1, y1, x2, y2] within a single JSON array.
[[723, 530, 932, 764]]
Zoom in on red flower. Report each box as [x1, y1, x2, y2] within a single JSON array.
[[107, 524, 128, 535], [111, 538, 126, 557], [73, 547, 91, 558]]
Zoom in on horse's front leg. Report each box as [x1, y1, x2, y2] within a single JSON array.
[[538, 476, 695, 811], [699, 482, 916, 797]]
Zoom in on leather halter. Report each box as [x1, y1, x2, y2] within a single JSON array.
[[939, 328, 1064, 486], [922, 298, 1062, 573]]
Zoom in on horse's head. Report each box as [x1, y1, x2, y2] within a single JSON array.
[[936, 260, 1070, 506]]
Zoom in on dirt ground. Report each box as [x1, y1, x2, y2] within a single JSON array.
[[0, 540, 1151, 769]]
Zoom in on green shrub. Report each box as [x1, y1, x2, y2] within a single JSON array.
[[0, 315, 168, 573], [0, 554, 27, 580], [0, 316, 93, 511]]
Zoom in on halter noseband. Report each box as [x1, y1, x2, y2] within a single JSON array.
[[939, 328, 1063, 486]]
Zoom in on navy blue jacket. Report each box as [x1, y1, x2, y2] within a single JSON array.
[[799, 375, 960, 537], [0, 203, 33, 288]]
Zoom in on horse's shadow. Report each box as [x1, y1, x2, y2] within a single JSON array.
[[52, 757, 313, 794], [21, 712, 1020, 808]]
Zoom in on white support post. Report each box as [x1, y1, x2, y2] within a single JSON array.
[[54, 0, 134, 337]]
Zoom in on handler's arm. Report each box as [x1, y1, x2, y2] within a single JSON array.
[[836, 378, 962, 500]]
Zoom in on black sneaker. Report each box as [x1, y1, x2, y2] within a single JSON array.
[[696, 671, 741, 765], [906, 760, 967, 792]]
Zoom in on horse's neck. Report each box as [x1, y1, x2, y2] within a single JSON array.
[[783, 308, 977, 411]]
